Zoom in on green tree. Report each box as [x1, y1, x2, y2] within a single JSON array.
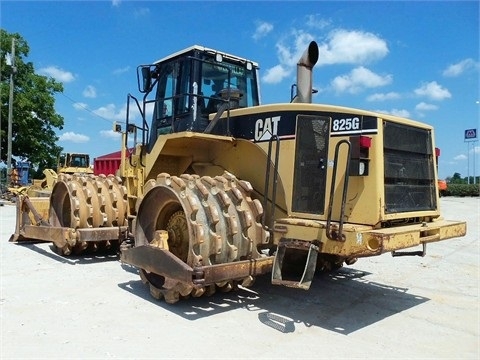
[[1, 29, 64, 176], [448, 172, 465, 184]]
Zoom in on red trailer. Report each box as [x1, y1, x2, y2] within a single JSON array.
[[93, 150, 130, 176]]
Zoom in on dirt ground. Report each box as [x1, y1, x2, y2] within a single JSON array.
[[0, 197, 478, 359]]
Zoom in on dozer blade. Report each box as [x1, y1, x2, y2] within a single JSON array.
[[121, 245, 194, 285], [271, 239, 320, 290], [10, 194, 78, 251], [10, 195, 50, 243], [121, 244, 275, 287], [10, 195, 125, 251]]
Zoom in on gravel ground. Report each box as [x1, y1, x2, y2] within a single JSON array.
[[0, 196, 478, 359]]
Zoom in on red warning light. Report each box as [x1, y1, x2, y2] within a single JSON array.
[[359, 136, 372, 148]]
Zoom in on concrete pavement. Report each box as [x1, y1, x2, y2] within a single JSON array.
[[0, 197, 478, 359]]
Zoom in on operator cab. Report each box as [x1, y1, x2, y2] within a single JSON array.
[[138, 45, 260, 148], [58, 153, 90, 168]]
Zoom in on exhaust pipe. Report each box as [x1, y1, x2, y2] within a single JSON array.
[[292, 41, 319, 104]]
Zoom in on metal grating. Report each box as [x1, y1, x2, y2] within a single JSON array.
[[292, 115, 330, 214]]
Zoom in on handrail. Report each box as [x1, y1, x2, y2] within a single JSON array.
[[125, 93, 146, 167], [262, 135, 280, 230], [326, 139, 351, 241]]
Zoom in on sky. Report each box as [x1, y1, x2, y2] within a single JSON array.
[[1, 0, 479, 180]]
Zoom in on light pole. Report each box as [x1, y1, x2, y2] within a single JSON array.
[[6, 38, 16, 186], [467, 142, 470, 184], [464, 128, 478, 184], [474, 140, 478, 185]]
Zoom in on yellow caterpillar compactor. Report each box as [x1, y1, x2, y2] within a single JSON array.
[[56, 152, 93, 175], [11, 42, 466, 303], [7, 152, 93, 198]]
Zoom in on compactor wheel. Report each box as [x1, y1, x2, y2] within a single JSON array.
[[134, 172, 269, 303], [165, 210, 189, 262], [49, 174, 127, 256]]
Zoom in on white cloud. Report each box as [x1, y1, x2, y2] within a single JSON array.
[[367, 92, 401, 102], [134, 7, 150, 18], [100, 130, 121, 140], [262, 30, 315, 84], [92, 104, 126, 121], [470, 146, 480, 155], [145, 101, 154, 119], [263, 27, 387, 86], [38, 66, 75, 83], [83, 85, 97, 98], [59, 131, 89, 143], [454, 154, 467, 161], [262, 64, 291, 84], [318, 29, 388, 66], [443, 58, 478, 77], [414, 81, 451, 101], [331, 66, 392, 94], [73, 102, 88, 110], [91, 102, 147, 123], [415, 102, 438, 111], [112, 0, 121, 6], [113, 66, 130, 75], [99, 128, 134, 147], [390, 109, 410, 118], [276, 30, 316, 67], [253, 21, 273, 41], [305, 15, 330, 30], [374, 109, 411, 118]]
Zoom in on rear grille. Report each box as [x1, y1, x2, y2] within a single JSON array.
[[292, 115, 330, 214], [383, 121, 436, 213]]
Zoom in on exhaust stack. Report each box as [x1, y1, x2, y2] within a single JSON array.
[[292, 41, 319, 104]]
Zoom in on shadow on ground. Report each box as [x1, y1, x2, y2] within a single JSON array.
[[118, 266, 428, 335], [12, 241, 119, 265], [12, 241, 428, 334]]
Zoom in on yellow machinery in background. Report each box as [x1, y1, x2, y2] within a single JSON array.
[[56, 152, 93, 175], [4, 153, 93, 199]]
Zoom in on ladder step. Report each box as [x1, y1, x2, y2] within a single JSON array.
[[392, 243, 427, 257], [271, 239, 319, 290]]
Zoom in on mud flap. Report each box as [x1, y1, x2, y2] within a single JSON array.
[[271, 239, 320, 290]]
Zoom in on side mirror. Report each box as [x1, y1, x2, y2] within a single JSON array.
[[141, 66, 152, 93], [113, 122, 122, 133]]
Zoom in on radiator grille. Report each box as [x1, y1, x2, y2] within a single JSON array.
[[383, 121, 436, 213], [292, 115, 330, 214]]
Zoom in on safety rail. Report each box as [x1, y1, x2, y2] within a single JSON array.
[[262, 135, 280, 231], [125, 93, 150, 168], [326, 139, 351, 241]]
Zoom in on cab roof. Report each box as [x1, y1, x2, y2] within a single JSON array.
[[152, 45, 259, 68]]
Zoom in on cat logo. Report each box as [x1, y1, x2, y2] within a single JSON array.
[[254, 116, 281, 141]]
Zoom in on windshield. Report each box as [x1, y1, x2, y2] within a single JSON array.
[[200, 59, 259, 110], [148, 48, 260, 146]]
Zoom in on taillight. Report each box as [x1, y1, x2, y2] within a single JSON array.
[[350, 135, 372, 176]]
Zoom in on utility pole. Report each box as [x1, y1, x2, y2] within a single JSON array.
[[474, 140, 478, 185], [467, 142, 470, 184], [7, 38, 15, 186], [464, 128, 478, 185]]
